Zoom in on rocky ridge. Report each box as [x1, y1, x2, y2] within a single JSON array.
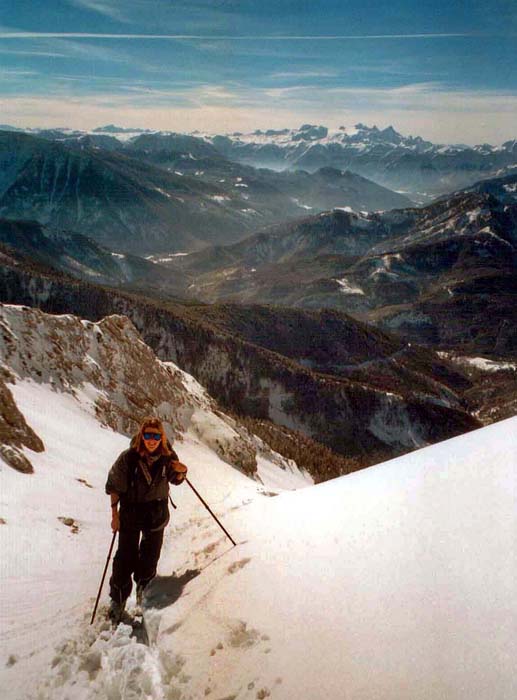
[[0, 304, 271, 476], [0, 373, 44, 473]]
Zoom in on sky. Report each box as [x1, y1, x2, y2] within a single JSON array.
[[0, 0, 516, 144]]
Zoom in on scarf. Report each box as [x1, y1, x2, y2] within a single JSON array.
[[138, 451, 162, 486]]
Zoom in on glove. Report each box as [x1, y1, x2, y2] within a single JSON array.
[[171, 460, 188, 484]]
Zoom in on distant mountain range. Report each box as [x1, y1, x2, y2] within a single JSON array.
[[206, 123, 517, 199], [0, 130, 412, 254], [2, 122, 516, 202]]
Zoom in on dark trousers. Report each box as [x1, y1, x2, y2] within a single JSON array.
[[109, 526, 164, 603]]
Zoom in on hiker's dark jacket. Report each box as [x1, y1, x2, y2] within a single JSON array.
[[105, 442, 182, 531]]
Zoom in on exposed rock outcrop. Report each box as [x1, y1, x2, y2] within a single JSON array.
[[0, 372, 44, 473], [0, 305, 257, 476]]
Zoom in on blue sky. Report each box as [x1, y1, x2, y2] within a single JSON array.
[[0, 1, 515, 144]]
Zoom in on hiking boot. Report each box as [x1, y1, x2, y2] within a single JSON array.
[[136, 583, 146, 608], [108, 598, 126, 623]]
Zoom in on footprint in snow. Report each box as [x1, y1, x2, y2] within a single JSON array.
[[227, 558, 251, 574], [144, 569, 200, 610], [228, 621, 261, 649], [58, 517, 79, 534]]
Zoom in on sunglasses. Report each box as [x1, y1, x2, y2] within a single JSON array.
[[143, 432, 162, 441]]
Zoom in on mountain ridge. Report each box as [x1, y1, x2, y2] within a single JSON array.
[[167, 181, 517, 356], [0, 247, 480, 467]]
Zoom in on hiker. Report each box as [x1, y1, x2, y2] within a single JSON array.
[[105, 416, 187, 622]]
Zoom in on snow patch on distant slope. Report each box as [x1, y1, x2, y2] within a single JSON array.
[[335, 277, 365, 295], [455, 356, 517, 372], [369, 393, 425, 448]]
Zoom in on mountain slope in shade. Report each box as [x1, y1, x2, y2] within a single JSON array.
[[0, 218, 190, 296], [0, 131, 270, 254], [361, 191, 517, 353], [0, 260, 480, 464], [0, 130, 413, 257], [1, 347, 515, 699], [175, 208, 395, 279], [192, 302, 473, 399], [462, 169, 517, 204], [122, 134, 414, 211]]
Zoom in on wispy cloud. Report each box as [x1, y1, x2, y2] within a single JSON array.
[[0, 68, 39, 79], [49, 37, 133, 63], [260, 81, 517, 115], [35, 37, 164, 73], [6, 77, 517, 118], [0, 31, 486, 40], [269, 70, 339, 79], [66, 0, 128, 23], [0, 48, 67, 57]]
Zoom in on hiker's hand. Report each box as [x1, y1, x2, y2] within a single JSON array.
[[111, 509, 120, 532], [171, 461, 188, 484]]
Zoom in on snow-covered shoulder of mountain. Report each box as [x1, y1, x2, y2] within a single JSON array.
[[2, 365, 516, 699]]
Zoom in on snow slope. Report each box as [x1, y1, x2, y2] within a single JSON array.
[[1, 312, 516, 700], [3, 395, 516, 700], [0, 378, 310, 700], [153, 418, 517, 700]]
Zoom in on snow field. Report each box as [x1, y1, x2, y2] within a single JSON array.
[[154, 418, 517, 700], [1, 377, 516, 700], [0, 378, 309, 700]]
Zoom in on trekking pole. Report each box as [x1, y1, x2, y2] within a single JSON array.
[[168, 495, 177, 510], [186, 477, 237, 546], [90, 531, 117, 625]]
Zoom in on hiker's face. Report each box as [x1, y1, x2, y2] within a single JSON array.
[[143, 432, 162, 452]]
